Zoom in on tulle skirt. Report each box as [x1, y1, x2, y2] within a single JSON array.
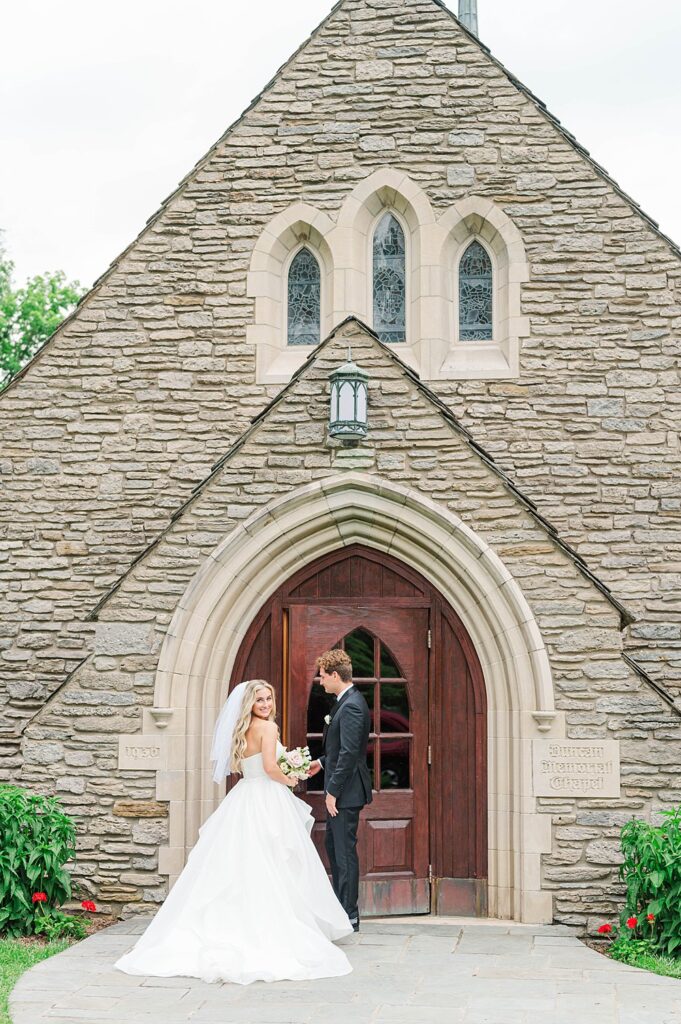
[[114, 776, 353, 985]]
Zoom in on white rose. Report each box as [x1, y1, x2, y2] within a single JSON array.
[[324, 714, 331, 725]]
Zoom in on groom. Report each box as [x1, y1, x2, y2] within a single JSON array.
[[308, 648, 372, 932]]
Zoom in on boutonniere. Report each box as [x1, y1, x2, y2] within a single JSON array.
[[324, 714, 331, 725]]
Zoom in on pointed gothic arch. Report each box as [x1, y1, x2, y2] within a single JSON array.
[[247, 202, 334, 382], [438, 196, 530, 377], [150, 472, 557, 924]]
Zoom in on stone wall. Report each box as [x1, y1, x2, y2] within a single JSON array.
[[1, 0, 680, 919], [15, 324, 681, 929]]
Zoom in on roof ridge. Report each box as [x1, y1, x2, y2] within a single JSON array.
[[3, 0, 679, 397], [434, 0, 679, 257]]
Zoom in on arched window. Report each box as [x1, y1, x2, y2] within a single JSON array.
[[459, 240, 493, 341], [372, 213, 406, 343], [287, 248, 321, 346]]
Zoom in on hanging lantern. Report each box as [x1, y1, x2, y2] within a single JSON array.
[[328, 349, 369, 446]]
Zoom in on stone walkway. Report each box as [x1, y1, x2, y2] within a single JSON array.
[[9, 916, 681, 1024]]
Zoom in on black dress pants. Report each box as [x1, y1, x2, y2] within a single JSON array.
[[325, 806, 361, 925]]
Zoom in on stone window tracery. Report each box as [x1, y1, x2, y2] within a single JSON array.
[[459, 240, 493, 342], [372, 213, 406, 343], [287, 247, 321, 346]]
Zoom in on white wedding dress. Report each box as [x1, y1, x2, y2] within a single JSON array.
[[114, 743, 353, 985]]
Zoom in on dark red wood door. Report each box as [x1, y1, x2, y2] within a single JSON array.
[[230, 544, 487, 917], [290, 604, 430, 915]]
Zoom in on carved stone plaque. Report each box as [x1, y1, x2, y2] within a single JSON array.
[[118, 735, 166, 771], [532, 739, 620, 798]]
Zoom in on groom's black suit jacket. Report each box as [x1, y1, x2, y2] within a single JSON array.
[[320, 686, 373, 809]]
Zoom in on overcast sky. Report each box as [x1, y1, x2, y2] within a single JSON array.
[[2, 0, 680, 288]]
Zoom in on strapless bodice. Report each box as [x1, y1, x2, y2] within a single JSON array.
[[240, 741, 285, 779]]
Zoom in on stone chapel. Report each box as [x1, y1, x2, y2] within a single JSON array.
[[1, 0, 680, 931]]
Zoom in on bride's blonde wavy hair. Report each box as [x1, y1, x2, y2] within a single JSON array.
[[230, 679, 278, 772]]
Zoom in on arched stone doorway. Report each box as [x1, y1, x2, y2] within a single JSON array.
[[151, 472, 556, 923], [230, 544, 487, 916]]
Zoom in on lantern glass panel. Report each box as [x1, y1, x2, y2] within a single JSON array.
[[338, 381, 356, 421], [356, 384, 367, 423]]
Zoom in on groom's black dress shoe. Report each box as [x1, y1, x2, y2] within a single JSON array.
[[351, 921, 360, 932]]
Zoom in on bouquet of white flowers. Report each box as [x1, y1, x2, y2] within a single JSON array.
[[278, 745, 312, 782]]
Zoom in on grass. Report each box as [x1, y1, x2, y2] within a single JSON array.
[[0, 937, 70, 1024], [610, 940, 681, 980]]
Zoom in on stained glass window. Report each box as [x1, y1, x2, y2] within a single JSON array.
[[459, 240, 493, 341], [373, 213, 406, 343], [287, 248, 321, 346]]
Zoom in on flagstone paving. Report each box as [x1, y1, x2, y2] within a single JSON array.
[[9, 916, 681, 1024]]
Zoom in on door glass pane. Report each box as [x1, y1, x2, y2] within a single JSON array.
[[355, 683, 375, 733], [307, 682, 333, 734], [344, 628, 375, 678], [305, 735, 324, 791], [380, 737, 410, 789], [379, 642, 400, 678], [379, 682, 410, 733], [366, 738, 376, 790]]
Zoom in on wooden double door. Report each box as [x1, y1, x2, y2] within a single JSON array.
[[231, 545, 487, 916]]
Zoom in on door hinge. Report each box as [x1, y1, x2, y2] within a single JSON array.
[[427, 744, 432, 766], [428, 863, 434, 884], [427, 628, 432, 649]]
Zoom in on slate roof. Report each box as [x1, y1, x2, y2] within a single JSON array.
[[84, 314, 681, 717], [1, 0, 680, 395]]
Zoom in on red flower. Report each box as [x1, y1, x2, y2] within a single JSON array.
[[597, 923, 613, 934], [81, 899, 97, 912], [626, 916, 638, 929], [647, 913, 655, 922], [31, 892, 47, 904]]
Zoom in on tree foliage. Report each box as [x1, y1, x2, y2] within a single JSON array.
[[0, 240, 84, 387]]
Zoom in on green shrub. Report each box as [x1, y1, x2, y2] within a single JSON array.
[[619, 805, 681, 958], [0, 785, 79, 938]]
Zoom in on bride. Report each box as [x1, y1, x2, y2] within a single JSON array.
[[114, 679, 353, 985]]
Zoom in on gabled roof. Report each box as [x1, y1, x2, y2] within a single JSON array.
[[89, 314, 634, 629], [2, 0, 679, 396], [85, 313, 681, 716]]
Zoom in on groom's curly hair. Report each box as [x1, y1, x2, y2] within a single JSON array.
[[316, 648, 353, 682]]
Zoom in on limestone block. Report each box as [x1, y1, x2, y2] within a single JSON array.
[[532, 740, 621, 798], [94, 623, 154, 656], [516, 172, 556, 190], [359, 135, 395, 152], [447, 165, 476, 186], [55, 541, 88, 556], [131, 819, 169, 845], [65, 750, 95, 767], [585, 840, 625, 865], [56, 776, 86, 795], [356, 60, 393, 80], [118, 735, 167, 770], [448, 129, 485, 146], [113, 801, 169, 818], [25, 457, 60, 474], [23, 740, 64, 765]]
